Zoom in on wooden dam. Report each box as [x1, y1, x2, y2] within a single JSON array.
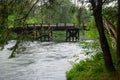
[[12, 23, 86, 42]]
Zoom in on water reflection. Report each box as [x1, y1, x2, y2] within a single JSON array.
[[0, 41, 86, 80]]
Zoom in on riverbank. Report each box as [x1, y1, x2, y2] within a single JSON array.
[[66, 53, 120, 80], [66, 41, 120, 80]]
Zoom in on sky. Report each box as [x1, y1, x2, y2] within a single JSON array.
[[71, 0, 90, 6]]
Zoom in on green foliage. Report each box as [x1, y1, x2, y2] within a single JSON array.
[[8, 15, 15, 28], [66, 1, 120, 80], [105, 33, 117, 64], [103, 7, 117, 26], [0, 0, 35, 48], [67, 41, 106, 80], [71, 12, 78, 24], [53, 31, 66, 42], [66, 39, 120, 80], [80, 40, 101, 55], [26, 17, 39, 24], [72, 7, 91, 27], [85, 16, 99, 39], [66, 53, 106, 80], [31, 0, 75, 24]]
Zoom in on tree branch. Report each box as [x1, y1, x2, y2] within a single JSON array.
[[103, 17, 117, 41], [89, 0, 96, 9], [102, 0, 107, 5], [15, 0, 39, 21]]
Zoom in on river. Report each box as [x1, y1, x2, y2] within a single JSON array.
[[0, 41, 86, 80]]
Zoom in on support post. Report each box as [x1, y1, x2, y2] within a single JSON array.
[[65, 29, 79, 42]]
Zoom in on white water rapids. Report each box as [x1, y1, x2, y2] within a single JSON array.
[[0, 41, 86, 80]]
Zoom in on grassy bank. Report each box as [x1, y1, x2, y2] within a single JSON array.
[[66, 41, 120, 80], [66, 53, 120, 80]]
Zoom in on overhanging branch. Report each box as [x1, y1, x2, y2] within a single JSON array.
[[15, 0, 39, 21]]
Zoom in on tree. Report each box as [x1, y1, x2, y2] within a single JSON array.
[[117, 0, 120, 65], [0, 0, 39, 57], [89, 0, 115, 71]]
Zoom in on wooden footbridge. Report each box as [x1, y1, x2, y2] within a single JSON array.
[[11, 23, 86, 42]]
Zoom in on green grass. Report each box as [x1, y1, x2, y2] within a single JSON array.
[[66, 52, 120, 80], [66, 53, 108, 80]]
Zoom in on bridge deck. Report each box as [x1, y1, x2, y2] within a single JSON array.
[[12, 23, 81, 33], [11, 23, 86, 42], [27, 23, 78, 31]]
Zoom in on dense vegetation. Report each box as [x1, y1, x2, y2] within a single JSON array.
[[67, 0, 120, 80], [0, 0, 120, 80]]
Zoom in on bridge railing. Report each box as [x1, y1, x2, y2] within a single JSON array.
[[25, 23, 75, 28]]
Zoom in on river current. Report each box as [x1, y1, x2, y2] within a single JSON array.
[[0, 41, 86, 80]]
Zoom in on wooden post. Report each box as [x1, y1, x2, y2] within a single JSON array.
[[51, 31, 53, 41], [35, 24, 37, 39], [72, 30, 74, 41], [69, 30, 71, 41], [66, 30, 68, 41], [78, 30, 79, 41], [44, 29, 45, 41], [39, 30, 42, 41], [65, 29, 80, 42], [33, 24, 35, 39]]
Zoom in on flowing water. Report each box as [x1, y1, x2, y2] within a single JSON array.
[[0, 41, 86, 80]]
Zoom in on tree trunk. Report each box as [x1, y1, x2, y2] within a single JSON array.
[[90, 0, 115, 72], [9, 39, 20, 58], [103, 17, 117, 42], [117, 0, 120, 65]]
